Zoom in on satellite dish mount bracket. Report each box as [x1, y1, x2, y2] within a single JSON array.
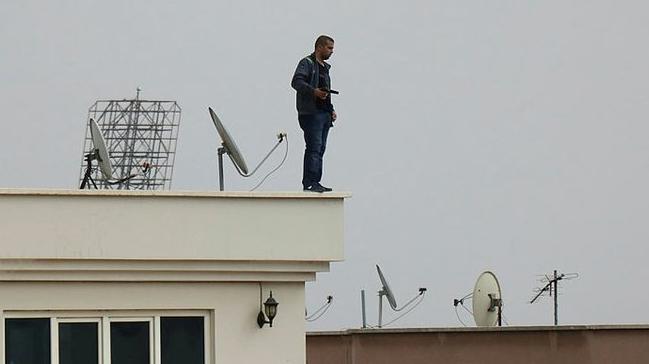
[[80, 149, 100, 189], [488, 293, 503, 326]]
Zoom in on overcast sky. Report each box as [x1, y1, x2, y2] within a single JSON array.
[[2, 1, 649, 331]]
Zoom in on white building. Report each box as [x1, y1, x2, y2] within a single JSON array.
[[0, 189, 347, 364]]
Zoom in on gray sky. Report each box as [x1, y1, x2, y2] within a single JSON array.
[[2, 1, 649, 330]]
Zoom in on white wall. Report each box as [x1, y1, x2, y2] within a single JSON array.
[[0, 281, 306, 364]]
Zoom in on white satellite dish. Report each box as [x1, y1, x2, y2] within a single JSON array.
[[208, 107, 288, 191], [208, 107, 249, 174], [89, 118, 113, 178], [373, 265, 427, 328], [472, 271, 502, 327]]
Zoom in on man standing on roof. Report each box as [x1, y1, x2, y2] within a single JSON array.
[[291, 35, 337, 193]]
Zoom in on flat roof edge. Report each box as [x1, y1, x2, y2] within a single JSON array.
[[0, 188, 351, 199], [307, 324, 649, 335]]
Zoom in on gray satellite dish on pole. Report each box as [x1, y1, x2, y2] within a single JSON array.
[[209, 107, 249, 175], [374, 265, 427, 328], [377, 265, 398, 310], [208, 107, 287, 191], [453, 271, 503, 327], [80, 119, 113, 189]]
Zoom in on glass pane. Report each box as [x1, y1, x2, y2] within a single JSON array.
[[110, 321, 150, 364], [5, 318, 51, 364], [161, 317, 204, 364], [59, 322, 98, 364]]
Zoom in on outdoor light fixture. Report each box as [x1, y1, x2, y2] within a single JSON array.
[[257, 290, 279, 328]]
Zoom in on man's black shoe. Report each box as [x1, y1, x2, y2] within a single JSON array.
[[303, 184, 327, 193], [316, 183, 333, 192]]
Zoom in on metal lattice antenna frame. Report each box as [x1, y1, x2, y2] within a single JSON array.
[[79, 98, 181, 190]]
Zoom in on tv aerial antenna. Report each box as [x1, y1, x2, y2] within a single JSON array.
[[80, 93, 180, 190], [453, 271, 503, 327], [530, 269, 579, 325], [208, 107, 288, 191], [80, 119, 150, 189], [361, 265, 426, 328]]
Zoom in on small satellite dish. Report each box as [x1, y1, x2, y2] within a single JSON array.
[[89, 119, 112, 179], [376, 265, 398, 309], [208, 107, 288, 191], [208, 107, 249, 174], [373, 265, 427, 328], [472, 271, 502, 327]]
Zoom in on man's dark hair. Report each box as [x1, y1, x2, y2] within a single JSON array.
[[315, 35, 334, 49]]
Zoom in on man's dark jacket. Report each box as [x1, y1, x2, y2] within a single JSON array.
[[291, 53, 334, 115]]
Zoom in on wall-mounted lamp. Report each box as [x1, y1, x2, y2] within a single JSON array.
[[257, 290, 279, 328]]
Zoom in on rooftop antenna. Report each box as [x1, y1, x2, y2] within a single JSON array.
[[453, 271, 503, 327], [80, 95, 180, 190], [208, 107, 288, 191], [374, 265, 427, 328], [80, 119, 150, 189], [530, 269, 579, 325]]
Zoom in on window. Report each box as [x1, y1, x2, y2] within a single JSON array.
[[110, 321, 151, 364], [5, 318, 50, 364], [161, 317, 204, 364], [4, 311, 209, 364], [59, 321, 99, 364]]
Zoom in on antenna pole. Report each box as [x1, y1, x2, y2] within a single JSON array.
[[553, 270, 558, 325], [498, 305, 502, 327], [530, 270, 576, 325], [361, 290, 367, 328], [217, 147, 225, 191], [378, 291, 384, 328]]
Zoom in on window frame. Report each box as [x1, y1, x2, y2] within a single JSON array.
[[3, 310, 211, 364], [55, 317, 102, 364]]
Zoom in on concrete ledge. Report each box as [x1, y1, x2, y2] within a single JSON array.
[[0, 259, 330, 282], [0, 188, 351, 199], [308, 324, 649, 335], [0, 189, 346, 261]]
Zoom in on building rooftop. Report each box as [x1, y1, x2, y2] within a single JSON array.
[[0, 188, 349, 282]]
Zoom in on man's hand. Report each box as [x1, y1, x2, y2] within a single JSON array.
[[314, 88, 328, 100], [332, 111, 337, 122]]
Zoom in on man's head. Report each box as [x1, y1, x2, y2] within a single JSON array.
[[314, 35, 334, 61]]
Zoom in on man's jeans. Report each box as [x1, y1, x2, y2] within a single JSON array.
[[299, 112, 331, 188]]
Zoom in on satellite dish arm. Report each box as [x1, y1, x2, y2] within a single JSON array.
[[227, 134, 286, 177], [105, 174, 140, 185], [393, 288, 427, 312], [100, 164, 151, 186], [305, 295, 334, 322]]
